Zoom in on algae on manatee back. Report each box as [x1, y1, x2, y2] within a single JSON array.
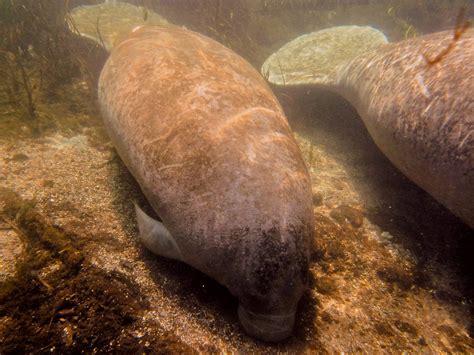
[[69, 2, 171, 51]]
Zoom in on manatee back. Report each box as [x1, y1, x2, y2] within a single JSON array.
[[340, 30, 474, 226], [98, 26, 313, 302]]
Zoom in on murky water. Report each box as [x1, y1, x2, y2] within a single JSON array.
[[1, 1, 473, 352]]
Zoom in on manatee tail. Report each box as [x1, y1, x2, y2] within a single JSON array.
[[261, 26, 388, 88], [68, 2, 170, 52]]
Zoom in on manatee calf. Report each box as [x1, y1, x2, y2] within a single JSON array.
[[71, 3, 313, 341], [262, 26, 474, 228]]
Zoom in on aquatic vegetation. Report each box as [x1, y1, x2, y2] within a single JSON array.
[[0, 188, 191, 353], [386, 6, 420, 39], [0, 0, 104, 123], [0, 0, 105, 138], [423, 7, 471, 65], [0, 47, 37, 122], [0, 188, 85, 299]]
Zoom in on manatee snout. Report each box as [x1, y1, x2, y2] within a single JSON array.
[[238, 305, 297, 342], [236, 230, 309, 342], [237, 278, 305, 342]]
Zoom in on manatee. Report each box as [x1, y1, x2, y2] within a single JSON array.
[[70, 3, 313, 341], [262, 26, 474, 228]]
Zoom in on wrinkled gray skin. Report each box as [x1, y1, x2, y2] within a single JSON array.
[[98, 26, 313, 341], [337, 30, 474, 227]]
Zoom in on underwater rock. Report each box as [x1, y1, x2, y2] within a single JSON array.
[[10, 153, 30, 162], [394, 320, 418, 337], [42, 179, 54, 188], [262, 26, 474, 228], [329, 205, 364, 228], [70, 2, 313, 342], [312, 191, 323, 206]]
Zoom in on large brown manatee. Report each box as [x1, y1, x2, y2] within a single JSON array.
[[71, 3, 313, 341], [262, 26, 474, 228]]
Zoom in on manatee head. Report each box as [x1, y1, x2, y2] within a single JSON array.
[[235, 224, 310, 342]]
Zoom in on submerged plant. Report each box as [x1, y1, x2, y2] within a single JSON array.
[[0, 0, 103, 124], [0, 188, 190, 353], [423, 7, 471, 65]]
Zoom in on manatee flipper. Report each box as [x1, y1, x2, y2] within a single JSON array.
[[134, 203, 182, 261]]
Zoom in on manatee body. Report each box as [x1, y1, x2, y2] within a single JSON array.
[[263, 27, 474, 227], [98, 25, 313, 341], [339, 30, 474, 227]]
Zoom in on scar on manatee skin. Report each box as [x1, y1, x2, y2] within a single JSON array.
[[423, 7, 471, 66]]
